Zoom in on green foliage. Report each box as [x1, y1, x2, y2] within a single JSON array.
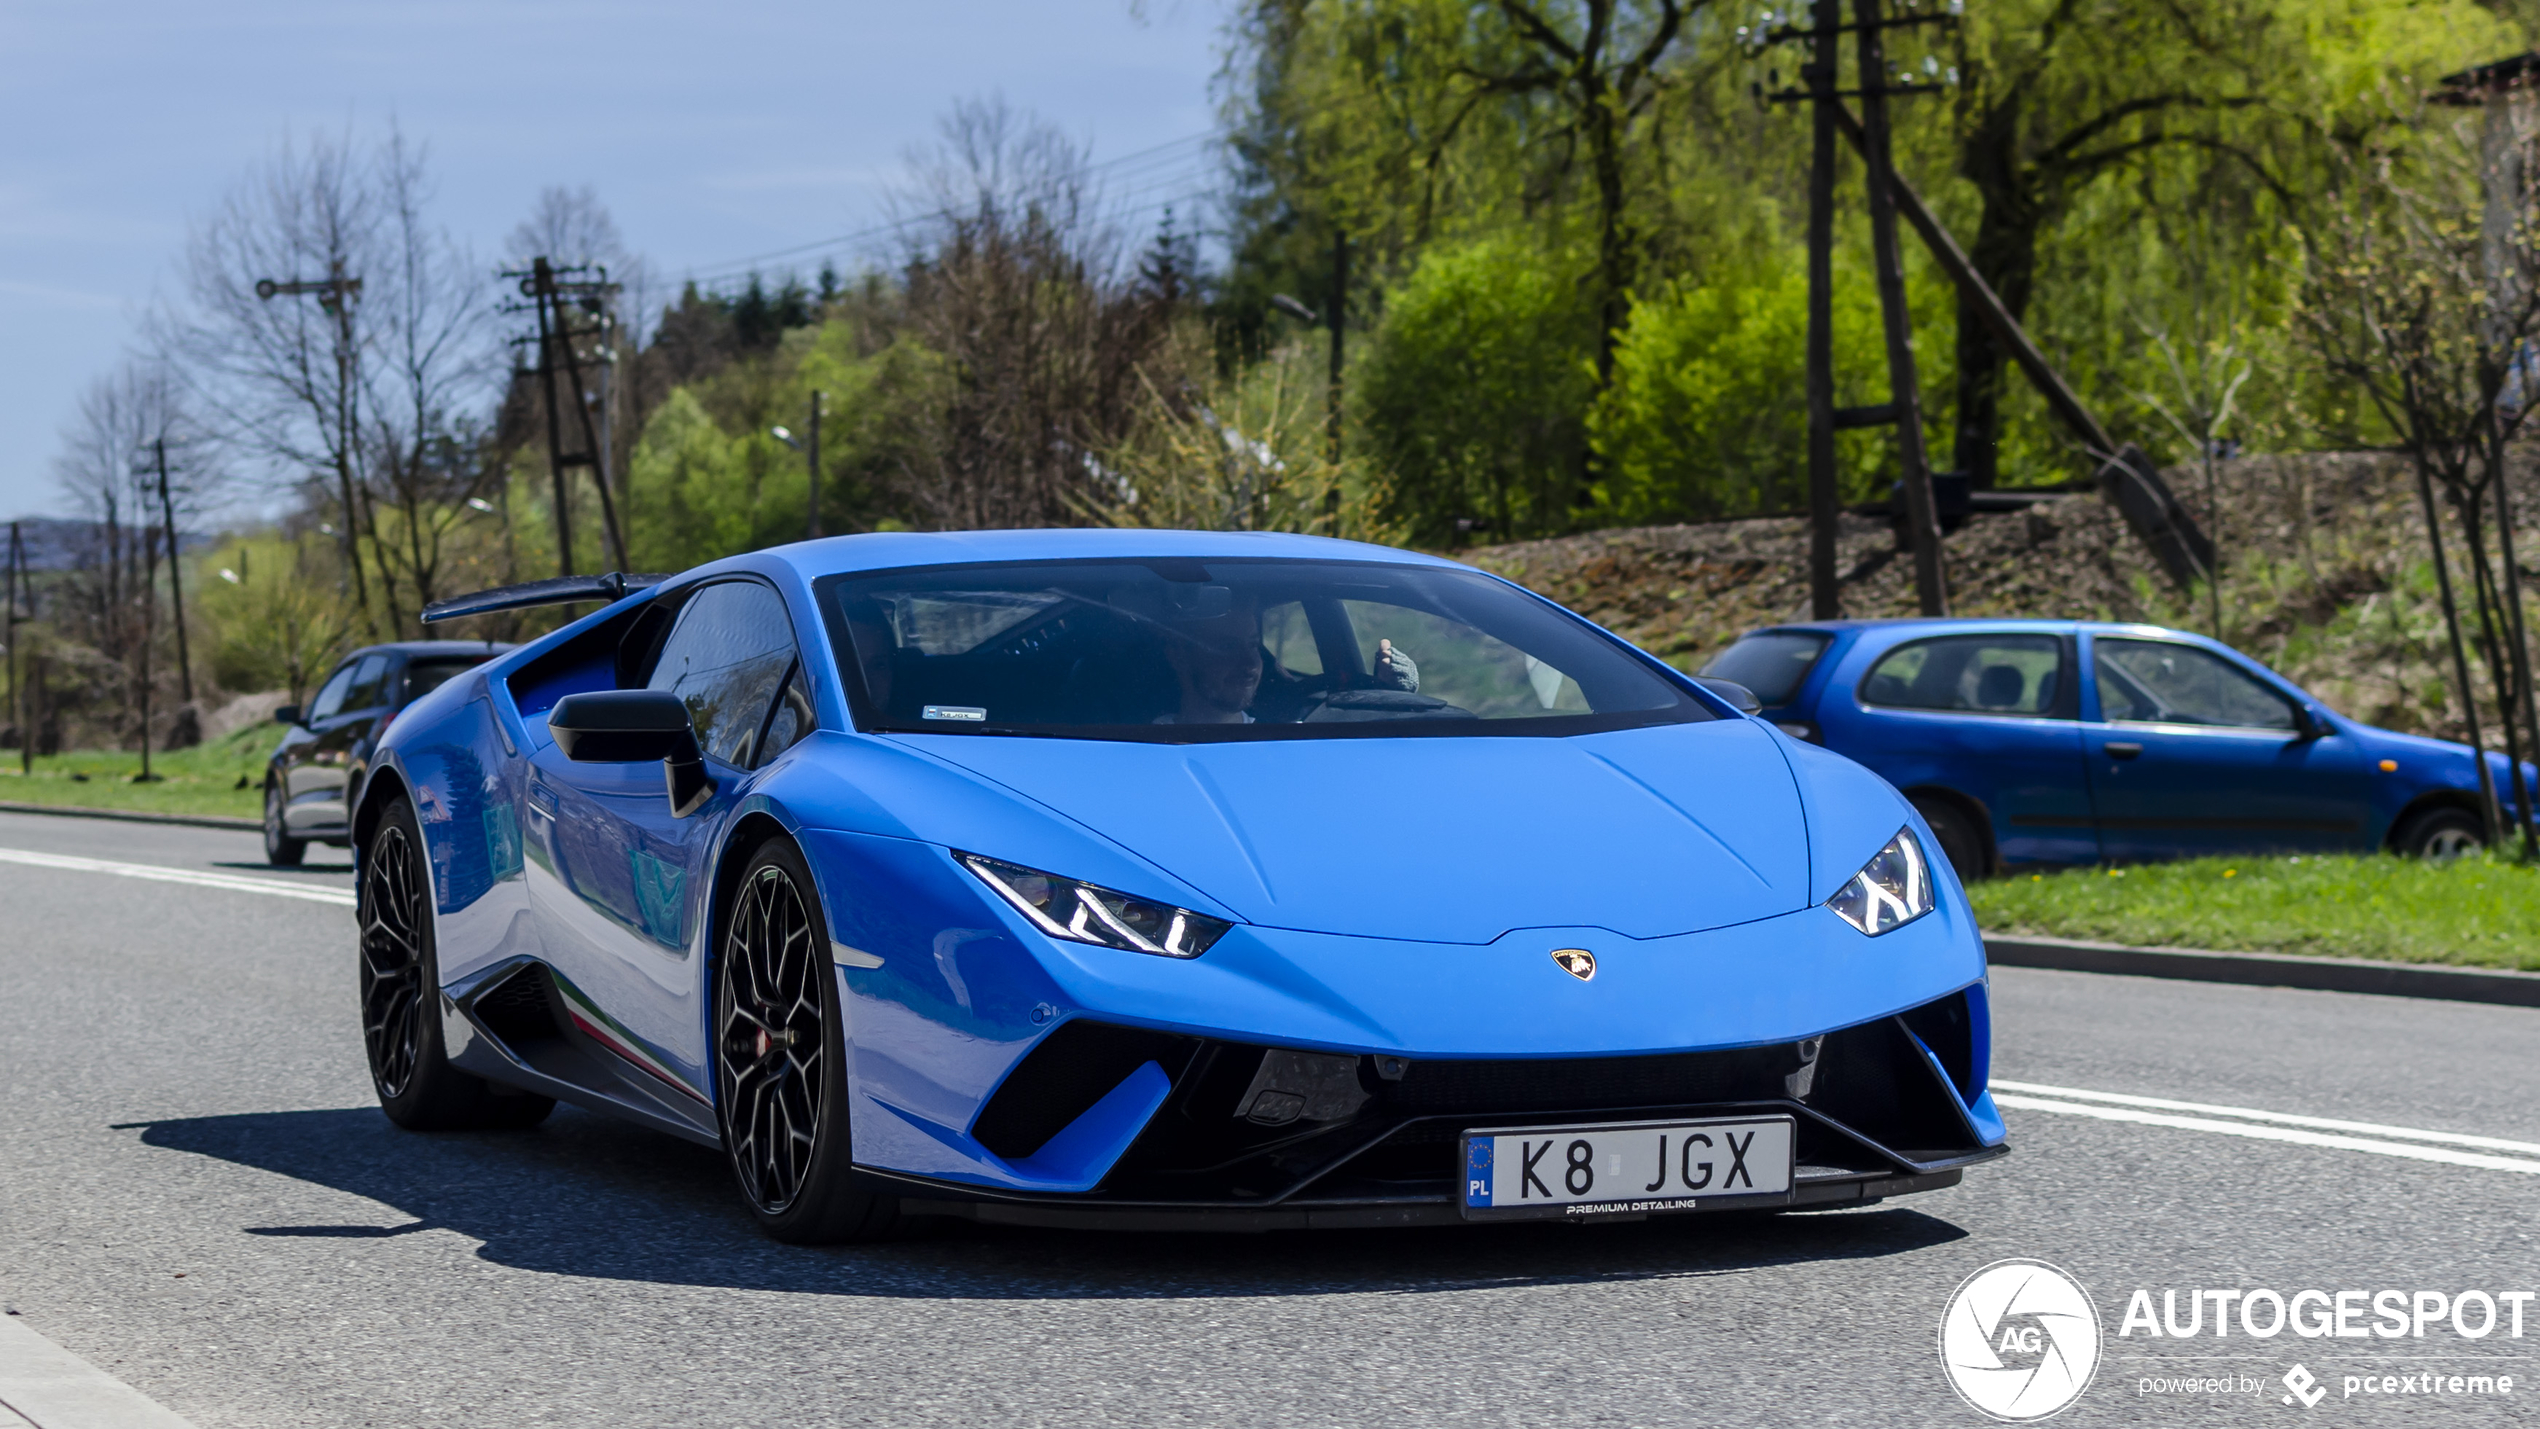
[[0, 721, 275, 820], [1090, 335, 1400, 541], [1356, 235, 1597, 544], [623, 315, 943, 570], [1969, 853, 2540, 969], [1587, 252, 1905, 523], [193, 533, 359, 702]]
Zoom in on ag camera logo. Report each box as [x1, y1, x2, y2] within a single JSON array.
[[1940, 1259, 2103, 1421]]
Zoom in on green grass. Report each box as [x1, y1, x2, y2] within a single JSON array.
[[0, 722, 276, 821], [1969, 854, 2540, 971]]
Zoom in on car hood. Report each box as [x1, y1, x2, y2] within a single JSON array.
[[888, 721, 1811, 944]]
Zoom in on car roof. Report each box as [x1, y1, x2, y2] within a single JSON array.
[[717, 528, 1472, 581], [1738, 617, 2220, 641], [339, 640, 516, 661]]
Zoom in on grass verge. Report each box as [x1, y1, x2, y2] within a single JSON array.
[[1969, 854, 2540, 971], [0, 723, 277, 821]]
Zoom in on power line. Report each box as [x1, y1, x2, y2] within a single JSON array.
[[676, 130, 1225, 287]]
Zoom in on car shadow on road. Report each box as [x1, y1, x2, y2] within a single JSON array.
[[124, 1104, 1970, 1299]]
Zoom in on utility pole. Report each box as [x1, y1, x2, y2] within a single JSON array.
[[255, 262, 368, 623], [151, 438, 193, 705], [1757, 0, 1958, 617], [6, 521, 26, 776], [1802, 0, 1842, 618], [134, 525, 159, 784], [1855, 0, 1947, 615], [505, 258, 628, 575]]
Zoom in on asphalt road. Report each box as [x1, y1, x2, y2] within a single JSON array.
[[1, 807, 2536, 1427]]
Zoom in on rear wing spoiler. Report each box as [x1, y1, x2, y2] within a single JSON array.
[[420, 571, 671, 624]]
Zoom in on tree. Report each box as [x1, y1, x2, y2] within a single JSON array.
[[885, 98, 1183, 528], [2296, 99, 2540, 850], [158, 124, 498, 635], [364, 130, 501, 622]]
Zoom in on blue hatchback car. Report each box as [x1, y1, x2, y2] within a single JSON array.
[[1700, 619, 2517, 879]]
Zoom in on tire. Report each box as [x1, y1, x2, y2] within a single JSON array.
[[2395, 806, 2486, 861], [1910, 793, 1992, 883], [360, 795, 555, 1131], [715, 837, 899, 1244], [263, 778, 306, 868]]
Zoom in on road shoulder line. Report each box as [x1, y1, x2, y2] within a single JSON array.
[[0, 1313, 199, 1429], [0, 801, 260, 833], [1986, 933, 2540, 1008]]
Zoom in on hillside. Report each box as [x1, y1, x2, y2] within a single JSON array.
[[1467, 452, 2503, 743]]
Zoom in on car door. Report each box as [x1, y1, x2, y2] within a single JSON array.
[[285, 653, 388, 837], [2082, 634, 2373, 859], [525, 580, 814, 1092], [1823, 631, 2099, 868]]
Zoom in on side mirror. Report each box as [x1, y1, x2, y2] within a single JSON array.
[[1693, 676, 1763, 715], [274, 705, 301, 727], [548, 690, 713, 817], [2292, 704, 2329, 741]]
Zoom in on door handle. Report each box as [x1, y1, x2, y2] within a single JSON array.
[[2103, 741, 2144, 760]]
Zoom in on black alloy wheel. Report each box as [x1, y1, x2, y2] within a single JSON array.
[[264, 777, 306, 867], [361, 795, 554, 1131], [714, 838, 898, 1243]]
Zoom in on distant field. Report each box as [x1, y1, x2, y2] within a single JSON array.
[[1969, 853, 2540, 971], [0, 722, 276, 821]]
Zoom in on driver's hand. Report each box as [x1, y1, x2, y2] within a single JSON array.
[[1372, 639, 1420, 692]]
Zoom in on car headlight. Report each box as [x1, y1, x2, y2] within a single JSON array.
[[1826, 828, 1934, 935], [960, 853, 1231, 959]]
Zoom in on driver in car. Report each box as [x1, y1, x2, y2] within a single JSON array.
[[1155, 594, 1418, 725]]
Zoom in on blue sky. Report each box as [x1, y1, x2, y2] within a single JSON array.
[[0, 0, 1229, 521]]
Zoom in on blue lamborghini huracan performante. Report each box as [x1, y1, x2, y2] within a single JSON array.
[[353, 530, 2006, 1242]]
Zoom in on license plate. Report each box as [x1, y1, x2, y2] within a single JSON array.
[[1459, 1115, 1795, 1220]]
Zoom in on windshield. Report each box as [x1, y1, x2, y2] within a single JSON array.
[[817, 558, 1704, 742], [1700, 630, 1830, 707]]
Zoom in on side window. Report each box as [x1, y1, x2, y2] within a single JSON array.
[[756, 665, 816, 766], [646, 581, 800, 767], [2094, 639, 2295, 730], [341, 654, 393, 711], [307, 663, 360, 721], [1860, 634, 2065, 717]]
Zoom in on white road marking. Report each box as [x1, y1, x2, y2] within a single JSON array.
[[1993, 1093, 2540, 1176], [0, 847, 355, 908], [0, 1312, 200, 1428], [1991, 1078, 2540, 1157]]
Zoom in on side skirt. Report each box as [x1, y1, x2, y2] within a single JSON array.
[[442, 956, 721, 1148]]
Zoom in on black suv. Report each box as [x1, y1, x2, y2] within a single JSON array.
[[263, 640, 510, 866]]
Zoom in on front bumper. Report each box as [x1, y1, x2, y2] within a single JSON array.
[[849, 984, 2006, 1229]]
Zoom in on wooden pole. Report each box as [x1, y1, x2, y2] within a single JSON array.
[[531, 258, 577, 577], [1852, 0, 1947, 615], [1803, 0, 1842, 619]]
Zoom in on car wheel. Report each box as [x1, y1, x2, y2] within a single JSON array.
[[715, 837, 899, 1244], [2396, 806, 2486, 861], [1910, 794, 1991, 882], [361, 794, 555, 1131], [263, 778, 306, 868]]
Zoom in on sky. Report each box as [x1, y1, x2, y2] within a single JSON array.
[[0, 0, 1231, 522]]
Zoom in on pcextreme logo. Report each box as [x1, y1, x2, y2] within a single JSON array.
[[1939, 1259, 2104, 1421]]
